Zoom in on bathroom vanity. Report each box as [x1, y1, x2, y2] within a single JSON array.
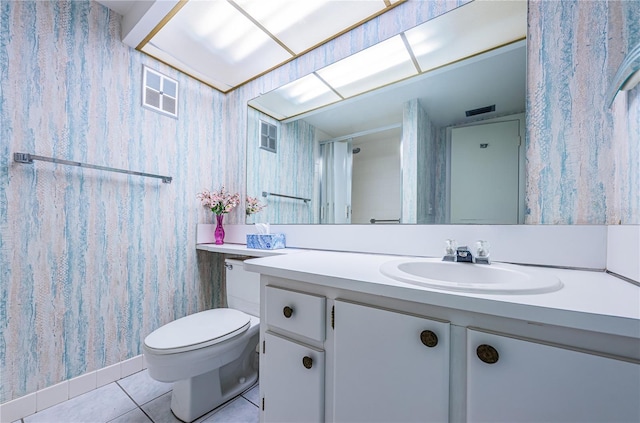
[[244, 250, 640, 423]]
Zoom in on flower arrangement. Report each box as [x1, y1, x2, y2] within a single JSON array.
[[196, 187, 240, 215], [246, 196, 267, 216]]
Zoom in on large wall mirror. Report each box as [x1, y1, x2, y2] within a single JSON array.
[[246, 1, 526, 225]]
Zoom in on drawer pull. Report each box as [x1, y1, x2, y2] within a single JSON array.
[[420, 330, 438, 348], [283, 306, 294, 318], [302, 356, 313, 369], [477, 344, 499, 364]]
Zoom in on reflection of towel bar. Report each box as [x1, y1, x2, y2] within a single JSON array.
[[13, 152, 172, 183], [262, 191, 311, 203], [370, 218, 401, 224]]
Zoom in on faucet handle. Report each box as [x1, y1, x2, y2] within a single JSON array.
[[475, 240, 491, 264], [443, 239, 457, 261]]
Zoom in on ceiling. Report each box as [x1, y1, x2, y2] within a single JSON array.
[[96, 0, 405, 93]]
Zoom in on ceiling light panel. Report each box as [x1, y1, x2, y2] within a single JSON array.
[[316, 34, 418, 98], [234, 0, 389, 55], [404, 0, 527, 74], [249, 73, 342, 119], [142, 0, 293, 91]]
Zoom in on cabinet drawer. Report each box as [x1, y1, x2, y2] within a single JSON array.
[[265, 286, 326, 342]]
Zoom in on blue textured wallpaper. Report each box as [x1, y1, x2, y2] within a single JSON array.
[[0, 0, 231, 402], [526, 0, 640, 224]]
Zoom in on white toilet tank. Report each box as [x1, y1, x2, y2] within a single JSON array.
[[225, 258, 260, 317]]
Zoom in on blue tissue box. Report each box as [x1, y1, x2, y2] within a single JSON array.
[[246, 233, 286, 250]]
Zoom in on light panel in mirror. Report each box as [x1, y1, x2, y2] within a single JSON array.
[[251, 73, 342, 120], [316, 35, 418, 98], [249, 0, 527, 120]]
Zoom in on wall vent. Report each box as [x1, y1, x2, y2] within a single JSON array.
[[142, 66, 178, 118], [465, 104, 495, 117], [260, 120, 277, 153]]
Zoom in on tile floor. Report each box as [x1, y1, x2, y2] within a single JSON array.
[[14, 370, 259, 423]]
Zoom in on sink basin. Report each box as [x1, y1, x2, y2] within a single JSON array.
[[380, 258, 563, 294]]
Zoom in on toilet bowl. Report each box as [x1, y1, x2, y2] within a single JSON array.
[[143, 258, 260, 422]]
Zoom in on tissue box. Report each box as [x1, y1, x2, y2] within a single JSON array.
[[246, 233, 286, 250]]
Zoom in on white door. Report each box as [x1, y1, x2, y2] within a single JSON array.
[[467, 329, 640, 422], [261, 331, 325, 423], [333, 300, 450, 422], [450, 120, 520, 224]]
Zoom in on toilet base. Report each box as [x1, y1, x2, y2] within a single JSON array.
[[170, 350, 259, 422]]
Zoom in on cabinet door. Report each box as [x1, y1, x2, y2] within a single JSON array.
[[262, 331, 325, 423], [333, 300, 450, 422], [467, 329, 640, 423]]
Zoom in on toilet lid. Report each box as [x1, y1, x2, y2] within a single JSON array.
[[144, 308, 251, 354]]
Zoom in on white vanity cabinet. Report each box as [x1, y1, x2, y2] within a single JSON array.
[[252, 257, 640, 423], [333, 300, 450, 423], [466, 329, 640, 423], [261, 286, 327, 423]]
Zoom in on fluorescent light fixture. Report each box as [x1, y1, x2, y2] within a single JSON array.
[[249, 73, 342, 119], [316, 35, 418, 98], [235, 0, 388, 55], [135, 0, 404, 92], [141, 0, 292, 91]]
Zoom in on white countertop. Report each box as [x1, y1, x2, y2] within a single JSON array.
[[196, 243, 303, 257], [243, 250, 640, 339]]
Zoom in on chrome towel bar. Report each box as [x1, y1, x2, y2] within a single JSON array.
[[13, 153, 172, 183], [370, 218, 401, 224], [262, 191, 310, 203]]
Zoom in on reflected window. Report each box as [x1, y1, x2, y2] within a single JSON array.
[[260, 120, 278, 153]]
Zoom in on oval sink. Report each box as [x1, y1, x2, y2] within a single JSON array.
[[380, 258, 563, 294]]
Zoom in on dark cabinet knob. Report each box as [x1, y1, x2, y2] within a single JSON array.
[[283, 306, 293, 318], [302, 356, 313, 369], [420, 330, 438, 348], [477, 344, 499, 364]]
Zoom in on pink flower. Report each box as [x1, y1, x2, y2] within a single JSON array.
[[246, 196, 266, 215], [197, 186, 240, 215]]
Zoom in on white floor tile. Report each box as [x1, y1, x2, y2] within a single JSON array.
[[241, 384, 259, 407], [108, 407, 153, 423], [200, 397, 259, 423], [140, 392, 182, 423], [117, 370, 172, 406], [24, 383, 136, 423]]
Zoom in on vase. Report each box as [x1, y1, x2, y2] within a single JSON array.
[[214, 214, 225, 245]]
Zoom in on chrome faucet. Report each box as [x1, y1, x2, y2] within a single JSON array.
[[442, 239, 491, 264], [456, 246, 474, 263]]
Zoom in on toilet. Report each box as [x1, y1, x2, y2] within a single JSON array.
[[143, 258, 260, 422]]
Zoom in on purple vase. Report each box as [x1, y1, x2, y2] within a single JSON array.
[[214, 214, 225, 245]]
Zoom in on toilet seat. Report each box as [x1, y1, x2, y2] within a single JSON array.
[[144, 308, 251, 355]]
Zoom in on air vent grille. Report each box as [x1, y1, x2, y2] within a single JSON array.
[[465, 104, 495, 117], [143, 66, 178, 118]]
